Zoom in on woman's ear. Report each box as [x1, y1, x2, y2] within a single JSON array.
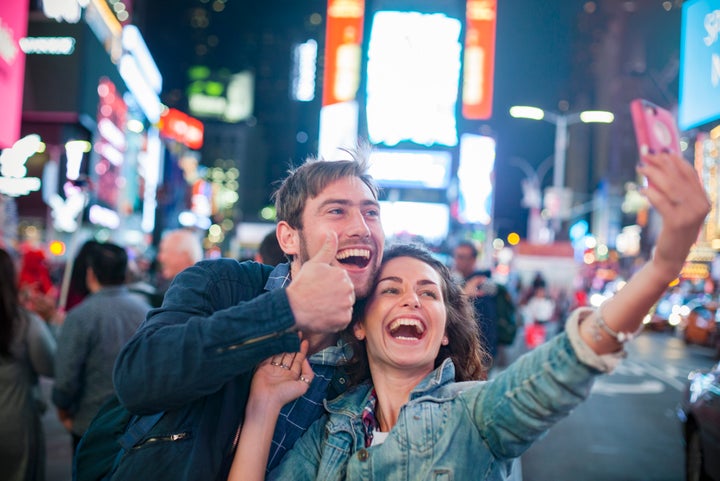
[[353, 322, 366, 341]]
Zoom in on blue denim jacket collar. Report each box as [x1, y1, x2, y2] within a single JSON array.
[[325, 358, 458, 419]]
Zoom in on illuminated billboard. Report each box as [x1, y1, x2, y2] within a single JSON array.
[[322, 0, 365, 106], [0, 0, 30, 148], [679, 0, 720, 130], [368, 149, 451, 189], [380, 200, 450, 244], [457, 133, 495, 225], [365, 10, 461, 147], [462, 0, 497, 120]]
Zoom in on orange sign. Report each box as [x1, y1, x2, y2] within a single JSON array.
[[462, 0, 497, 120], [322, 0, 365, 106], [159, 108, 204, 150]]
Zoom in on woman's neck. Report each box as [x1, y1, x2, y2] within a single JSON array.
[[371, 367, 430, 432]]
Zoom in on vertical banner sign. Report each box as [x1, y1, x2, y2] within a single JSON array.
[[462, 0, 496, 120], [0, 0, 30, 149], [679, 0, 720, 130], [322, 0, 365, 107]]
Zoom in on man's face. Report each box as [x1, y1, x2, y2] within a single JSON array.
[[453, 246, 476, 278], [157, 236, 193, 280], [287, 176, 384, 299]]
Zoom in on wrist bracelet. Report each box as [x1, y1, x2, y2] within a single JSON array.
[[592, 307, 644, 344]]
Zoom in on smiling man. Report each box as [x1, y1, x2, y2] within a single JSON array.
[[110, 148, 384, 481]]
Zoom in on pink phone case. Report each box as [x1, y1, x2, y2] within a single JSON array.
[[630, 99, 681, 158]]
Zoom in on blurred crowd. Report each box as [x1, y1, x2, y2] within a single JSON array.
[[0, 228, 284, 481]]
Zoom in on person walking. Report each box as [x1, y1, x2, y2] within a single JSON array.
[[452, 241, 500, 360], [52, 242, 150, 454], [0, 247, 57, 481]]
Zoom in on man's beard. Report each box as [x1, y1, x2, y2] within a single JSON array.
[[296, 230, 377, 299]]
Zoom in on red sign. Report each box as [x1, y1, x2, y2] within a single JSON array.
[[462, 0, 497, 120], [322, 0, 365, 106], [159, 108, 204, 150], [0, 0, 30, 148]]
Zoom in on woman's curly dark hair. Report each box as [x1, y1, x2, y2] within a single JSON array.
[[342, 243, 491, 385]]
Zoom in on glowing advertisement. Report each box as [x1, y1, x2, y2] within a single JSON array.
[[365, 11, 461, 147], [679, 0, 720, 130], [457, 133, 495, 225], [380, 200, 450, 244], [462, 0, 497, 120], [322, 0, 365, 106], [0, 0, 30, 149], [368, 150, 451, 189]]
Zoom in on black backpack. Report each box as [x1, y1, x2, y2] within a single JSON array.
[[73, 395, 164, 481]]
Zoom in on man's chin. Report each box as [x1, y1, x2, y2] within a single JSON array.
[[347, 271, 375, 300]]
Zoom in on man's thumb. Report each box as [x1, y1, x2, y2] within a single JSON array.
[[311, 232, 338, 265]]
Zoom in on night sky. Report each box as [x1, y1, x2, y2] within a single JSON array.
[[137, 0, 598, 239]]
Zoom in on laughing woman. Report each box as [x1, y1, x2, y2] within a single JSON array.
[[230, 152, 710, 481]]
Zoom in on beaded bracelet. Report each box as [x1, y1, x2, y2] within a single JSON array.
[[591, 308, 644, 344]]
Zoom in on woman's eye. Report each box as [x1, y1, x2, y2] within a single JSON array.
[[380, 287, 399, 295], [420, 291, 438, 299]]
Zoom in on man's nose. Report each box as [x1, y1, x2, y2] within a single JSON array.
[[346, 209, 371, 238]]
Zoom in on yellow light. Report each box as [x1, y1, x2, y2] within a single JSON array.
[[49, 240, 66, 256], [506, 232, 520, 245], [668, 277, 680, 287]]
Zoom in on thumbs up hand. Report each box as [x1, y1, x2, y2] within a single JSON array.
[[286, 232, 356, 335]]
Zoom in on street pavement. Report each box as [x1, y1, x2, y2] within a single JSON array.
[[41, 377, 73, 481]]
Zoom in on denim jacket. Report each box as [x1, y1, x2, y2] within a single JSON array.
[[111, 260, 347, 481], [269, 308, 620, 481]]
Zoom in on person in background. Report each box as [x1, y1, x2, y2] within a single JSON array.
[[254, 230, 286, 266], [232, 151, 711, 481], [148, 229, 204, 307], [452, 241, 499, 361], [110, 149, 384, 480], [64, 240, 102, 312], [0, 247, 57, 481], [52, 242, 150, 455]]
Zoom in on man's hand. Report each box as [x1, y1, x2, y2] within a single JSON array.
[[286, 232, 356, 334]]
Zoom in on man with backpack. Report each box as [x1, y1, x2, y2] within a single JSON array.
[[92, 150, 385, 481]]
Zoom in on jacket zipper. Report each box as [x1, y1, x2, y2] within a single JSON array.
[[136, 432, 190, 448], [216, 326, 297, 354]]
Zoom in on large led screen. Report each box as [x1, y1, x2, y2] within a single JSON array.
[[368, 149, 451, 188], [365, 11, 461, 147], [380, 201, 450, 244], [457, 133, 495, 225], [679, 0, 720, 130]]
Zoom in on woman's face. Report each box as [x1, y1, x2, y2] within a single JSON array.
[[354, 256, 448, 376]]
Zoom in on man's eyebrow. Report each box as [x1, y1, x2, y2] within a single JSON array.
[[317, 198, 380, 209]]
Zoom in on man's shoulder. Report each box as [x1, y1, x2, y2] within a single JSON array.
[[183, 258, 276, 285]]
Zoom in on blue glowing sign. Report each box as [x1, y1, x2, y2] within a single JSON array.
[[679, 0, 720, 130]]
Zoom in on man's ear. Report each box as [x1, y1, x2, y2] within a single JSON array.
[[276, 221, 299, 257]]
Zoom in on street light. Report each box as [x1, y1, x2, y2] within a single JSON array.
[[509, 105, 614, 236]]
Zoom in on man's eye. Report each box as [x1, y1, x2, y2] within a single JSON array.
[[329, 208, 344, 215], [365, 209, 380, 218]]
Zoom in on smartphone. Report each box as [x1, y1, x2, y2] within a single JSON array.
[[630, 99, 681, 159]]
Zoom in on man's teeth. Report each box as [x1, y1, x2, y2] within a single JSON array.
[[336, 248, 370, 260]]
